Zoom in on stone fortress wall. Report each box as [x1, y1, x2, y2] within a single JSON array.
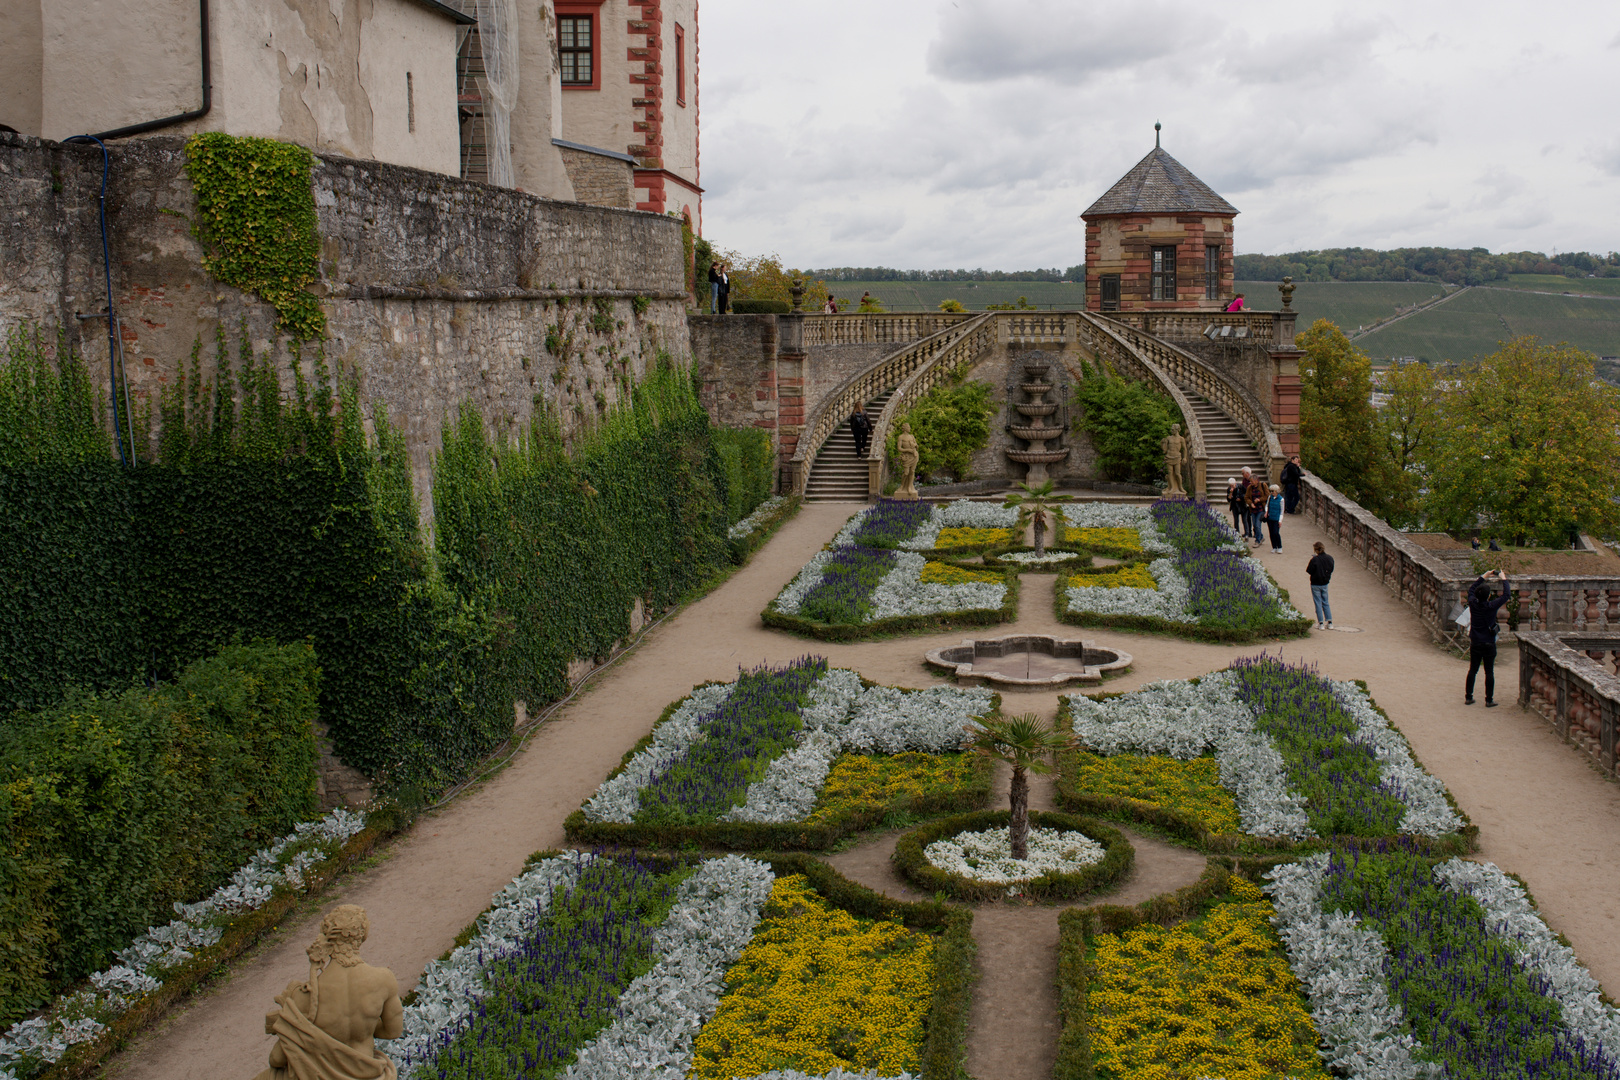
[[0, 132, 690, 499]]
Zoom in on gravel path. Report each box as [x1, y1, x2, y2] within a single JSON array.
[[102, 501, 1620, 1080]]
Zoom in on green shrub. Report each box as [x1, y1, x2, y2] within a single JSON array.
[[729, 299, 791, 314], [938, 299, 967, 313], [883, 376, 996, 482], [712, 426, 775, 524], [0, 640, 319, 1023], [1071, 361, 1184, 482]]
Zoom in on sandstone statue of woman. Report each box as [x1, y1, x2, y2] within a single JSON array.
[[896, 422, 921, 499], [254, 905, 403, 1080], [1161, 423, 1187, 497]]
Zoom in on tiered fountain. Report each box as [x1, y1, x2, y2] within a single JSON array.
[[1005, 360, 1069, 482]]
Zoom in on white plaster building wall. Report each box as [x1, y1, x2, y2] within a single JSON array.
[[360, 0, 461, 175], [661, 0, 696, 182], [558, 1, 633, 157], [0, 0, 45, 135], [16, 0, 461, 178], [511, 0, 576, 199]]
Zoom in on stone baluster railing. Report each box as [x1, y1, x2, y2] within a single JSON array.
[[786, 314, 993, 495], [866, 315, 999, 494], [1073, 315, 1208, 499], [798, 311, 976, 347], [1518, 631, 1620, 777]]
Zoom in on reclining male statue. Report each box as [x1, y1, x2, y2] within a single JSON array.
[[254, 904, 403, 1080]]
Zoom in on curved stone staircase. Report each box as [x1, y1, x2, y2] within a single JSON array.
[[1186, 391, 1268, 500], [803, 390, 895, 502]]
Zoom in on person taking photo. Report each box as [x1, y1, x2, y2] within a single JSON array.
[[1466, 569, 1512, 706]]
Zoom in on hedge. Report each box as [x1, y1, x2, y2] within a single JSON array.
[[762, 569, 1021, 642], [727, 495, 800, 566], [712, 425, 776, 526], [891, 810, 1134, 902], [0, 640, 321, 1025], [729, 299, 791, 314]]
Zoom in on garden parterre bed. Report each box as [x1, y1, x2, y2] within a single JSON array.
[[1057, 658, 1474, 853], [893, 811, 1133, 902], [565, 662, 997, 850], [383, 852, 972, 1080], [1055, 501, 1310, 642]]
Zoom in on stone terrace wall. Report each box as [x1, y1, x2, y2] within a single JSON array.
[[1300, 473, 1620, 640], [0, 133, 688, 497], [1518, 632, 1620, 777]]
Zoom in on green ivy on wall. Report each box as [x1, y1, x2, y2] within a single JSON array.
[[184, 133, 325, 340]]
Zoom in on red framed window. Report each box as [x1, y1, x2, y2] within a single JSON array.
[[557, 6, 600, 89], [675, 23, 686, 106]]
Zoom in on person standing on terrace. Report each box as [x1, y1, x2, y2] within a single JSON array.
[[1224, 293, 1245, 312], [1466, 569, 1512, 706], [1306, 541, 1334, 630], [1281, 454, 1303, 514]]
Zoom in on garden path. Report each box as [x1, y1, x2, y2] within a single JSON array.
[[104, 501, 1620, 1080]]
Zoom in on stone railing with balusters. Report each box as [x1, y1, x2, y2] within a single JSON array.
[[865, 315, 1000, 495], [1072, 315, 1208, 498], [1097, 315, 1285, 483], [786, 314, 994, 495], [798, 312, 976, 347], [1107, 310, 1295, 349], [1518, 632, 1620, 777]]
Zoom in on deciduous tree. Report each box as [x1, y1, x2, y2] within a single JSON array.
[[1374, 361, 1442, 528], [1298, 319, 1389, 514]]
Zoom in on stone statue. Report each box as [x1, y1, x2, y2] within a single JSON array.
[[1278, 276, 1296, 311], [895, 422, 920, 500], [254, 905, 403, 1080], [1161, 423, 1188, 497]]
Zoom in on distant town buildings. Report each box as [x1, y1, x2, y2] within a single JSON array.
[[0, 0, 699, 219]]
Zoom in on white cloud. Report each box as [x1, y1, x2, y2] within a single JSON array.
[[698, 0, 1620, 267]]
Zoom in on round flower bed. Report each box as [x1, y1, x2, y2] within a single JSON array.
[[894, 810, 1132, 901], [985, 548, 1090, 569]]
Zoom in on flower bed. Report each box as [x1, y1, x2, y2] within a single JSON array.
[[726, 494, 800, 564], [1066, 751, 1241, 836], [983, 547, 1090, 570], [1056, 501, 1309, 641], [566, 668, 997, 850], [1267, 850, 1620, 1080], [0, 808, 381, 1080], [924, 826, 1106, 886], [934, 525, 1021, 551], [384, 853, 973, 1080], [1060, 525, 1149, 559], [1073, 875, 1328, 1080], [828, 498, 1018, 553], [893, 810, 1132, 902], [1058, 661, 1472, 852]]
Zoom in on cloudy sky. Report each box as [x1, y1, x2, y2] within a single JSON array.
[[697, 0, 1620, 270]]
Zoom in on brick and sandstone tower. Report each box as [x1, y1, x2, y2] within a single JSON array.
[[1082, 125, 1237, 313]]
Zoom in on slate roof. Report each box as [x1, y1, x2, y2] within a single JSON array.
[[1083, 147, 1238, 218]]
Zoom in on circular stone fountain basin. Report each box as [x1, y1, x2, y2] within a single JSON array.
[[925, 635, 1132, 689]]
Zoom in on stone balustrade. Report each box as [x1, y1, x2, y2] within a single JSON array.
[[868, 316, 1000, 493], [799, 312, 974, 347], [1107, 309, 1298, 350], [1518, 631, 1620, 777]]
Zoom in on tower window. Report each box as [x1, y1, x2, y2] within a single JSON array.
[[560, 15, 593, 86], [1151, 246, 1177, 301], [1205, 244, 1220, 299], [675, 23, 686, 106], [406, 71, 415, 133]]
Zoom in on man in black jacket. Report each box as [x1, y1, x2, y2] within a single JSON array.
[[1466, 569, 1511, 706], [1281, 455, 1304, 514], [849, 409, 872, 459]]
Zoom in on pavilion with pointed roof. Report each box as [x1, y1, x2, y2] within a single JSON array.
[[1082, 126, 1240, 313]]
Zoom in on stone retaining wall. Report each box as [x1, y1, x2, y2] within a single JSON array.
[[0, 132, 687, 495], [1518, 631, 1620, 777]]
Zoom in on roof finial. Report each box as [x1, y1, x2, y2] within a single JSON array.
[[1154, 121, 1161, 149]]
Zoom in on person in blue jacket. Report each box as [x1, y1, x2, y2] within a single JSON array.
[[1466, 569, 1511, 706], [1264, 484, 1284, 553]]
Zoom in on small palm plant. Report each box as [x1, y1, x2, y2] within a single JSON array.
[[964, 712, 1077, 859], [1004, 479, 1072, 557]]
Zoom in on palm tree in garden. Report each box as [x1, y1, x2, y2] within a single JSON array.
[[965, 713, 1076, 859], [1004, 479, 1071, 556]]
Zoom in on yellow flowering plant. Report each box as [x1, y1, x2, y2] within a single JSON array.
[[806, 752, 987, 826], [691, 875, 934, 1078], [934, 526, 1021, 550], [918, 561, 1004, 585], [1068, 563, 1158, 590], [1062, 525, 1144, 556], [1066, 751, 1241, 834], [1086, 878, 1328, 1080]]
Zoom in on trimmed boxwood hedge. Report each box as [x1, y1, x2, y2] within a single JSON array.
[[727, 495, 801, 565], [892, 810, 1133, 902], [1053, 566, 1313, 643], [762, 568, 1020, 642], [729, 299, 791, 314]]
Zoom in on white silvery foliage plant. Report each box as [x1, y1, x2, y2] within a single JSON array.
[[580, 682, 735, 823], [1432, 858, 1620, 1061], [1001, 549, 1084, 565], [727, 495, 787, 540], [383, 852, 590, 1077], [1065, 558, 1195, 623], [829, 505, 877, 548], [1264, 856, 1441, 1080], [721, 669, 863, 824], [1243, 558, 1307, 618], [772, 549, 835, 616], [1060, 503, 1175, 555], [736, 1071, 916, 1080], [563, 855, 775, 1079], [842, 684, 996, 754], [1327, 681, 1462, 838], [869, 551, 1006, 620], [0, 808, 369, 1080], [1066, 674, 1311, 838], [924, 826, 1105, 884]]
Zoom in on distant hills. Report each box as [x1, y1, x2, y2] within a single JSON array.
[[1235, 246, 1619, 286]]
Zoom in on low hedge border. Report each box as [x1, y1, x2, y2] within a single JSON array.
[[564, 681, 999, 851], [762, 569, 1020, 642], [763, 854, 974, 1080], [1053, 567, 1313, 643], [32, 804, 409, 1080], [727, 495, 802, 565], [892, 810, 1133, 903]]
